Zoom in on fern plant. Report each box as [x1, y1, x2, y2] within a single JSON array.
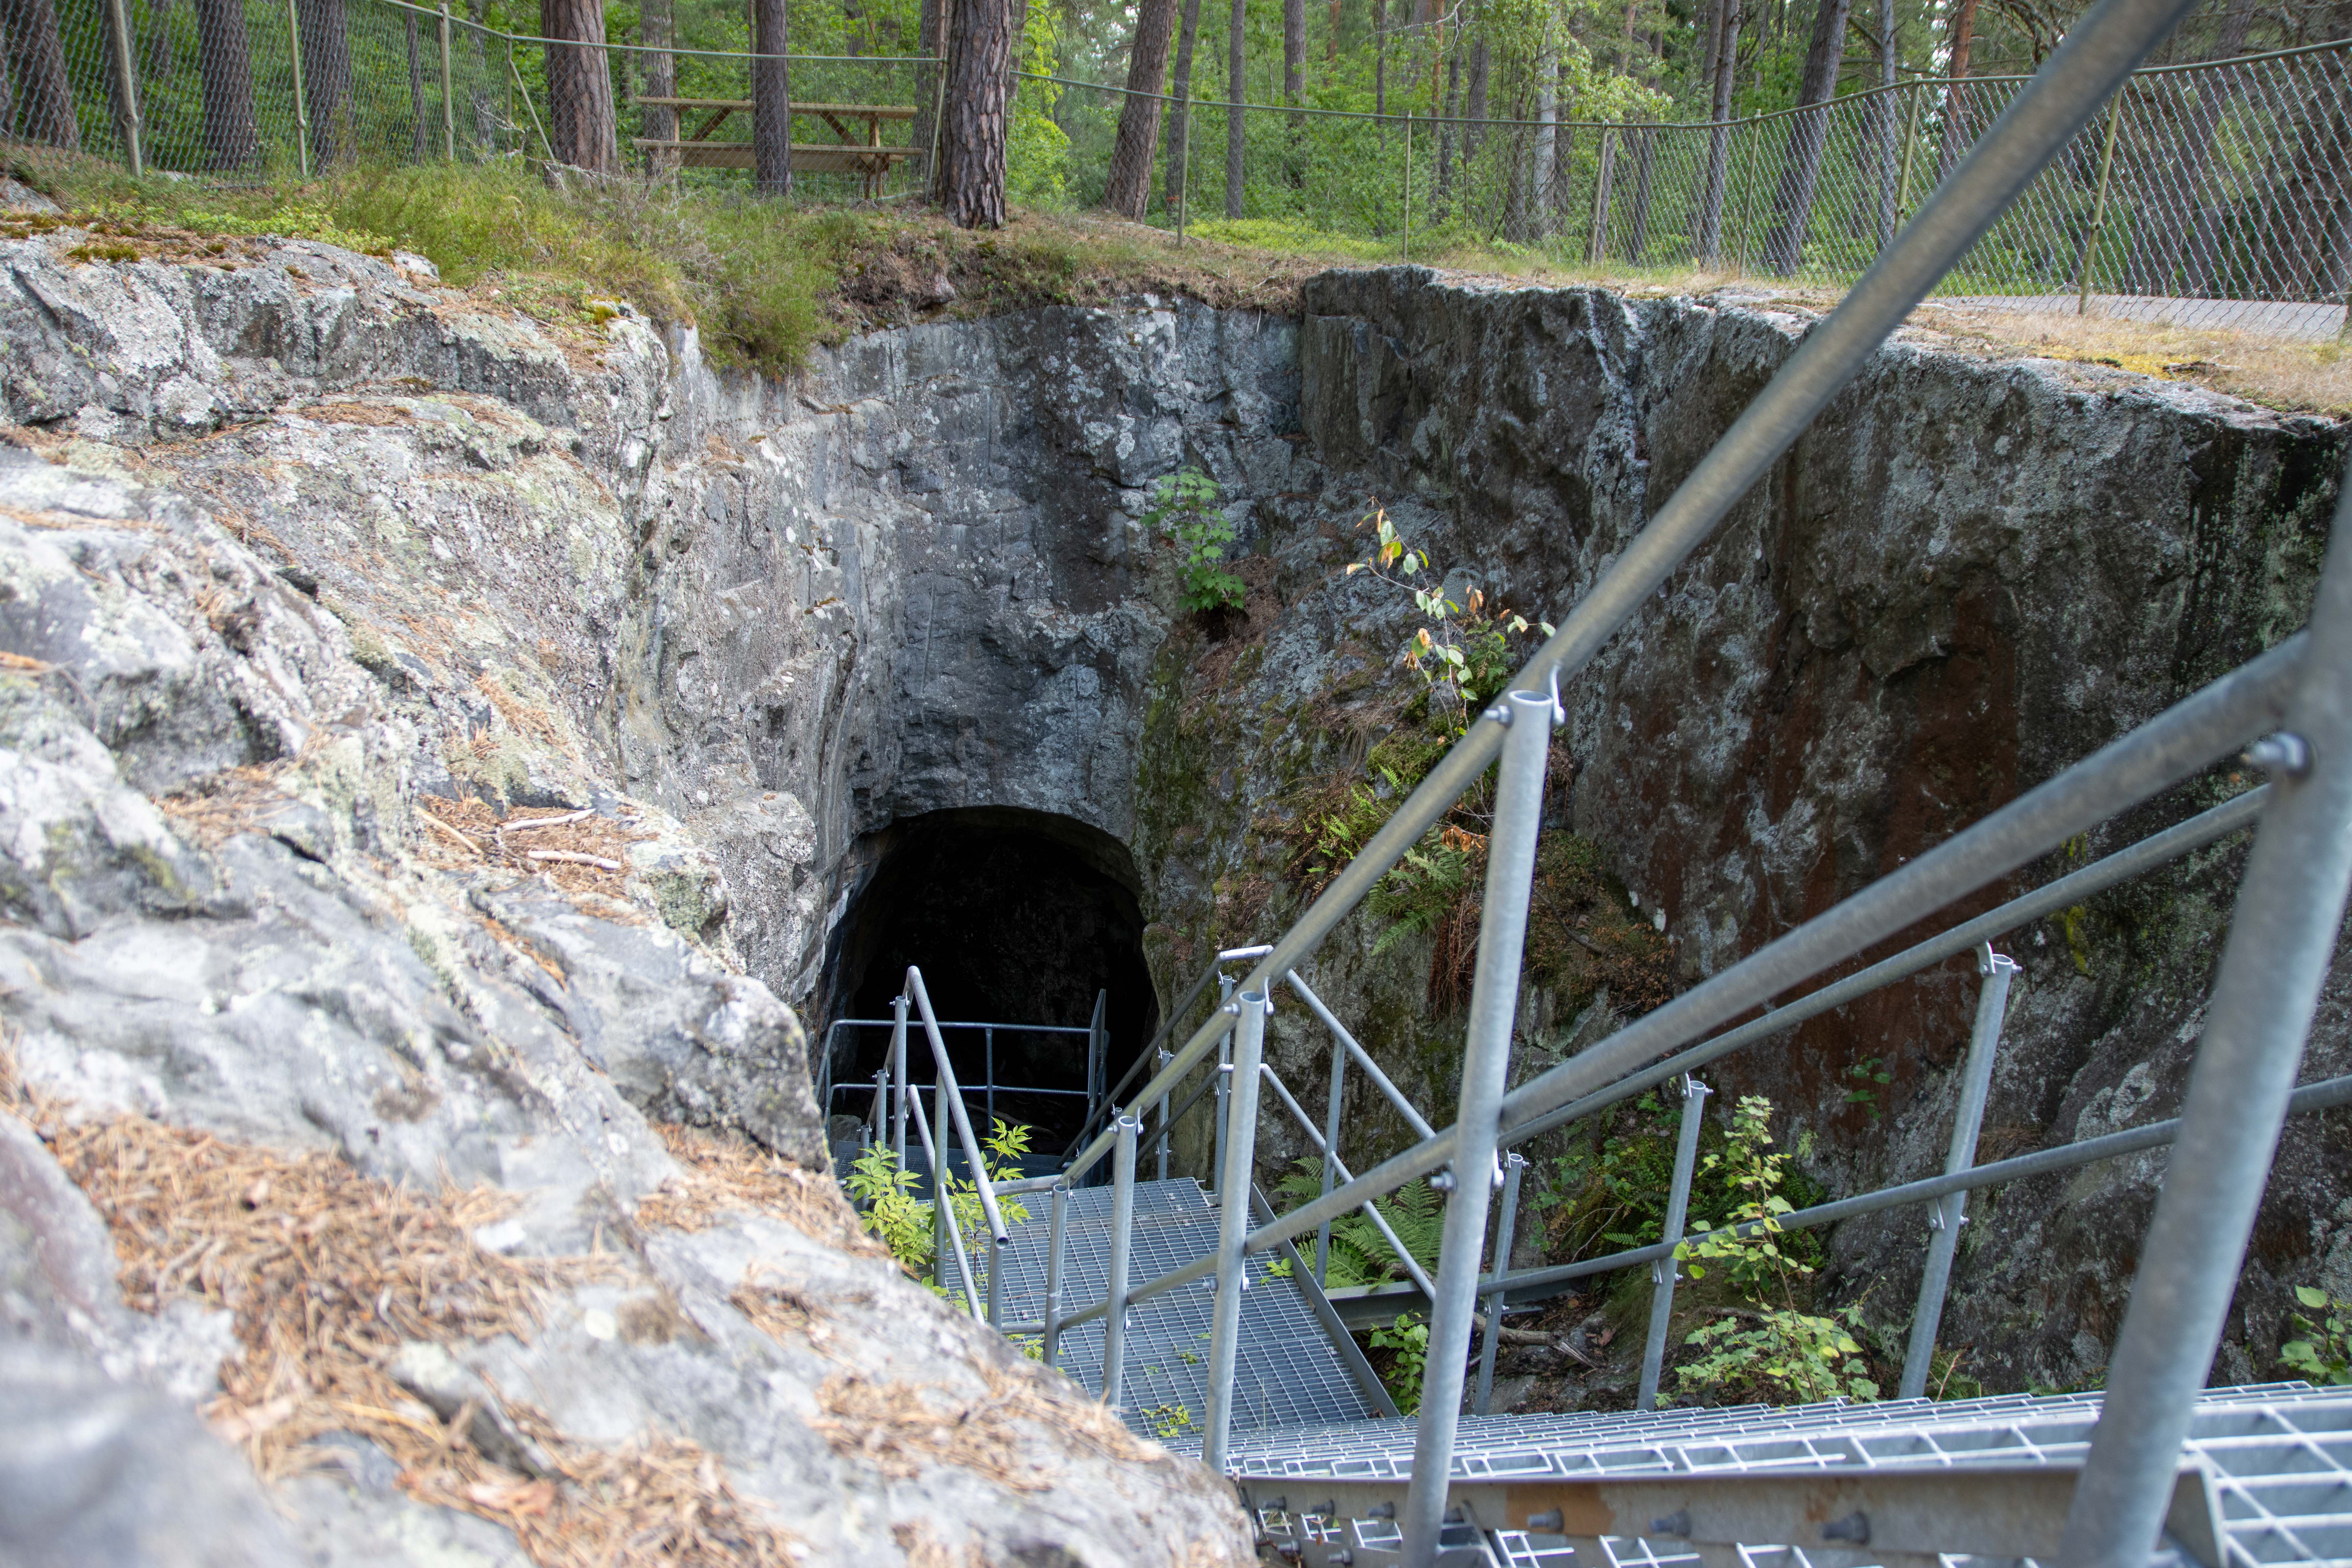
[[1275, 1158, 1443, 1289]]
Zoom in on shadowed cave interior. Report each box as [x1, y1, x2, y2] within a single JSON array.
[[822, 807, 1160, 1157]]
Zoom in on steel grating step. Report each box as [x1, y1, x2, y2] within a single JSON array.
[[1222, 1382, 2352, 1567], [985, 1177, 1380, 1442]]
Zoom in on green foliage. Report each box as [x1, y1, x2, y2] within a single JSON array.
[[1676, 1302, 1882, 1405], [1671, 1095, 1878, 1406], [1370, 1314, 1430, 1414], [1366, 836, 1475, 960], [1345, 504, 1551, 735], [1275, 1158, 1443, 1289], [1007, 2, 1072, 204], [846, 1143, 934, 1278], [1842, 1057, 1892, 1126], [1141, 1402, 1195, 1439], [1148, 468, 1245, 612], [2281, 1287, 2352, 1385]]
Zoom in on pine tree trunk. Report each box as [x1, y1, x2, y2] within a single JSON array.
[[1108, 0, 1179, 217], [1371, 0, 1385, 118], [641, 0, 677, 174], [1283, 0, 1303, 100], [0, 0, 77, 149], [1697, 0, 1741, 262], [191, 0, 259, 167], [1872, 0, 1897, 245], [1223, 0, 1245, 217], [751, 0, 792, 195], [1463, 36, 1487, 166], [1163, 0, 1203, 210], [1933, 0, 1978, 181], [297, 0, 353, 167], [1759, 0, 1852, 274], [941, 0, 1015, 227], [539, 0, 614, 172]]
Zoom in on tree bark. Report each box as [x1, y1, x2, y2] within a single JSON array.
[[191, 0, 259, 167], [1163, 0, 1204, 210], [0, 0, 77, 149], [295, 0, 353, 167], [941, 0, 1015, 226], [1871, 0, 1897, 244], [539, 0, 614, 172], [1108, 0, 1179, 217], [1223, 0, 1245, 217], [1697, 0, 1741, 262], [641, 0, 677, 174], [1933, 0, 1978, 181], [1759, 0, 1852, 273], [1371, 0, 1385, 118], [1283, 0, 1304, 100], [751, 0, 792, 195]]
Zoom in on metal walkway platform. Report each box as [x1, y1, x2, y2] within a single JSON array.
[[1227, 1382, 2352, 1567], [988, 1177, 1387, 1442]]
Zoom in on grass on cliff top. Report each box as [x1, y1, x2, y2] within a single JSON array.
[[11, 148, 2345, 415], [6, 150, 1328, 375]]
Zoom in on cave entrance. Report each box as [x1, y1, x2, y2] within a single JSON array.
[[821, 807, 1158, 1164]]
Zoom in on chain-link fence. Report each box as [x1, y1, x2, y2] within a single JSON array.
[[6, 0, 2345, 333], [1060, 35, 2352, 336], [5, 0, 937, 199]]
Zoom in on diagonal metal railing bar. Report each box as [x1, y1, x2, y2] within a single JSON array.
[[903, 1070, 984, 1317], [1287, 971, 1438, 1141], [1237, 633, 2303, 1269], [905, 966, 1010, 1247], [1500, 784, 2271, 1150], [1255, 1060, 1439, 1302], [1474, 1067, 2352, 1303], [1063, 0, 2220, 1200], [1064, 944, 1270, 1159]]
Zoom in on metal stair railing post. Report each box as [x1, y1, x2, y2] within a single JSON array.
[[1043, 1181, 1068, 1369], [1638, 1076, 1712, 1412], [1203, 989, 1271, 1474], [1103, 1115, 1140, 1408], [1899, 944, 2019, 1399], [890, 993, 910, 1169], [1318, 1014, 1348, 1289], [1210, 971, 1235, 1199], [1156, 1043, 1174, 1182], [1063, 944, 1267, 1162], [1087, 990, 1108, 1130], [1402, 685, 1557, 1562], [2059, 461, 2352, 1568], [1289, 972, 1439, 1139], [1473, 1151, 1527, 1416]]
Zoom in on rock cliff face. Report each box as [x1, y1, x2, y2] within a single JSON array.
[[0, 209, 2346, 1565], [1129, 270, 2349, 1399], [0, 228, 1270, 1566]]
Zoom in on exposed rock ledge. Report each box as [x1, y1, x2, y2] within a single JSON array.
[[0, 233, 1254, 1567]]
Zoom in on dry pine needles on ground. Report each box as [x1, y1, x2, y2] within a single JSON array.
[[641, 1122, 885, 1260], [811, 1357, 1163, 1493], [5, 1072, 803, 1567], [415, 794, 653, 902]]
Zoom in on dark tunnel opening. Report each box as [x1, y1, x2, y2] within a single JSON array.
[[820, 807, 1159, 1157]]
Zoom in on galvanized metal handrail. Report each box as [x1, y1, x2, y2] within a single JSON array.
[[903, 967, 1010, 1248], [1063, 944, 1272, 1158]]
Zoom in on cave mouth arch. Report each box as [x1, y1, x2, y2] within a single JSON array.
[[822, 807, 1158, 1154]]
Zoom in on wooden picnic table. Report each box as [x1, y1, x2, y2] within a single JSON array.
[[632, 98, 923, 194]]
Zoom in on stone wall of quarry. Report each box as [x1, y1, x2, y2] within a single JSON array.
[[0, 205, 2344, 1562]]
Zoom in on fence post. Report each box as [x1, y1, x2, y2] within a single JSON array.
[[1895, 80, 1922, 229], [1202, 988, 1270, 1475], [1317, 1023, 1347, 1289], [1043, 1181, 1068, 1369], [440, 1, 456, 160], [891, 993, 910, 1169], [1588, 126, 1615, 265], [1401, 112, 1412, 265], [931, 1077, 950, 1289], [1638, 1075, 1712, 1412], [1898, 944, 2019, 1400], [1103, 1113, 1141, 1410], [1473, 1151, 1527, 1415], [103, 0, 144, 176], [2077, 90, 2125, 315], [2059, 463, 2352, 1568], [286, 0, 312, 179], [1401, 686, 1556, 1563]]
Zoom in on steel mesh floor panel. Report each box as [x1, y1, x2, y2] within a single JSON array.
[[1228, 1386, 2352, 1568], [973, 1177, 1375, 1442]]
